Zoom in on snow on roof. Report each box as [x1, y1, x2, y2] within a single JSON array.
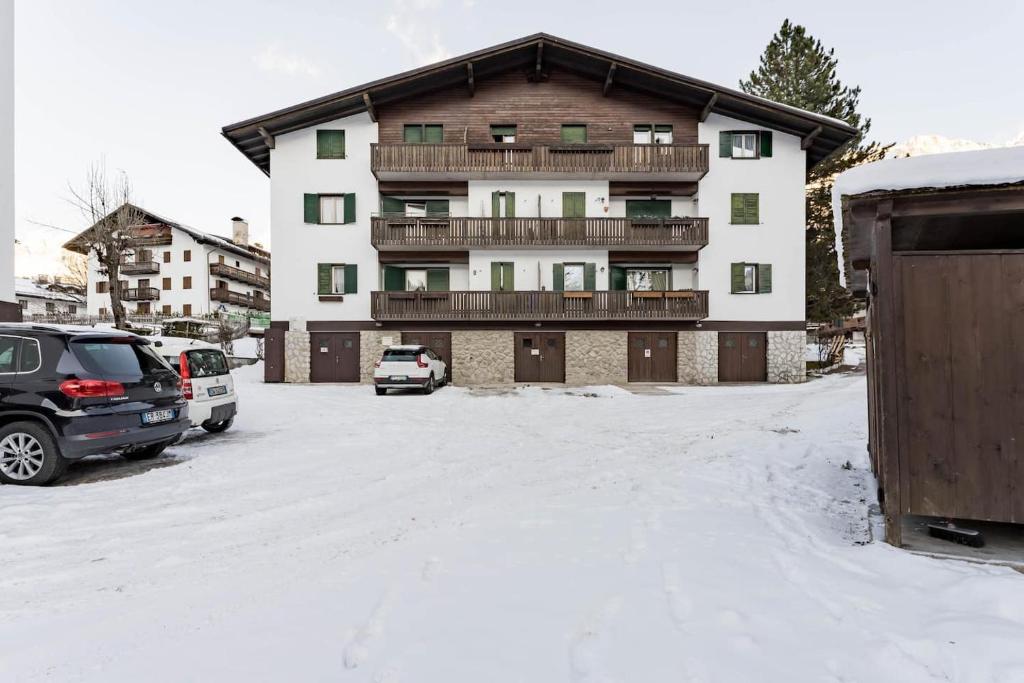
[[14, 278, 87, 303], [832, 146, 1024, 286]]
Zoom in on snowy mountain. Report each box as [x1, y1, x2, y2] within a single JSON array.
[[888, 133, 1023, 159]]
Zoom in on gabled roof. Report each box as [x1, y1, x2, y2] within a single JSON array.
[[222, 33, 858, 176], [63, 203, 271, 265]]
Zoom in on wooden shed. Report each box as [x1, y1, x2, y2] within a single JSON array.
[[835, 147, 1024, 545]]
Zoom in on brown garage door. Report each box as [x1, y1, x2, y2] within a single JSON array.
[[402, 331, 452, 382], [514, 332, 565, 382], [718, 332, 766, 382], [264, 328, 285, 383], [628, 331, 677, 382], [309, 332, 360, 383]]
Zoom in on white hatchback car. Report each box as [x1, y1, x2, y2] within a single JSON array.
[[156, 339, 237, 432], [373, 345, 447, 395]]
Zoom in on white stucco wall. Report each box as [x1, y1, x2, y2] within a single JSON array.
[[0, 2, 14, 305], [468, 180, 610, 218], [269, 112, 378, 322], [696, 114, 806, 322]]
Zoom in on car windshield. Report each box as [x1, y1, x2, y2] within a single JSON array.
[[72, 339, 171, 377], [186, 349, 229, 377], [382, 348, 420, 362]]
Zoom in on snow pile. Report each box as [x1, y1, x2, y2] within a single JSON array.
[[1, 371, 1022, 681]]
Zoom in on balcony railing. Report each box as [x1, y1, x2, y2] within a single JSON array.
[[371, 216, 708, 249], [209, 262, 270, 289], [121, 287, 160, 301], [120, 260, 160, 275], [371, 290, 708, 322], [370, 143, 709, 180], [210, 288, 271, 312]]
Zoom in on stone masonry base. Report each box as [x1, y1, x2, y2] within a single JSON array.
[[677, 330, 718, 385], [283, 329, 310, 383], [565, 330, 628, 385], [767, 330, 807, 383], [452, 330, 515, 385]]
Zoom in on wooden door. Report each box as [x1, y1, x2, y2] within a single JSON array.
[[309, 332, 360, 383], [628, 331, 677, 382], [718, 332, 766, 382], [402, 331, 452, 382], [264, 328, 285, 383], [515, 332, 565, 382]]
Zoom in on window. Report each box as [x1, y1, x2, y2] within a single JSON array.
[[490, 191, 515, 218], [67, 305, 77, 315], [218, 254, 225, 264], [183, 276, 192, 290], [0, 337, 18, 373], [403, 124, 443, 144], [45, 302, 55, 313], [163, 251, 171, 263], [18, 338, 40, 372], [719, 131, 772, 159], [490, 262, 514, 291], [163, 277, 172, 290], [625, 200, 672, 218], [490, 125, 517, 143], [331, 265, 346, 294], [183, 250, 192, 262], [96, 281, 108, 294], [563, 263, 585, 291], [730, 263, 773, 294], [316, 130, 346, 159], [730, 193, 760, 225], [561, 124, 587, 144], [235, 261, 240, 268], [184, 349, 229, 377], [626, 269, 670, 291], [182, 304, 192, 316], [99, 307, 108, 317], [405, 269, 427, 291], [554, 262, 596, 291], [633, 124, 673, 144], [317, 263, 357, 295], [19, 300, 27, 309], [304, 193, 356, 224], [71, 339, 168, 376], [162, 305, 172, 315]]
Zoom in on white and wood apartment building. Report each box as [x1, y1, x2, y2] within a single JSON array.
[[65, 206, 271, 318], [223, 34, 855, 385]]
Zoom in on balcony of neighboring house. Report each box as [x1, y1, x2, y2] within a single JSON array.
[[121, 287, 160, 301], [210, 287, 271, 312], [127, 224, 173, 247], [370, 289, 708, 322], [209, 262, 270, 289], [370, 143, 709, 181], [120, 259, 160, 275]]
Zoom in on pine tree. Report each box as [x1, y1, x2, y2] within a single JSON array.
[[740, 20, 889, 322]]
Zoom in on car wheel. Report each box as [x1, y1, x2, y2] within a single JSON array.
[[0, 421, 65, 486], [375, 387, 387, 396], [423, 375, 435, 395], [201, 418, 234, 434], [122, 439, 174, 461]]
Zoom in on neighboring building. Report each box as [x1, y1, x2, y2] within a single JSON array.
[[64, 205, 271, 318], [0, 2, 17, 321], [223, 34, 855, 385], [15, 276, 86, 318]]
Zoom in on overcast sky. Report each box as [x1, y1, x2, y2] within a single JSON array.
[[13, 0, 1024, 275]]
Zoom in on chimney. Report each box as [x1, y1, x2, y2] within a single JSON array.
[[231, 217, 249, 245]]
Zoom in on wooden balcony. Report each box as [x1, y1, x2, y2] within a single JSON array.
[[127, 225, 173, 247], [371, 216, 708, 250], [370, 143, 709, 181], [120, 260, 160, 275], [210, 288, 271, 312], [371, 290, 708, 322], [121, 287, 160, 301], [209, 262, 270, 289]]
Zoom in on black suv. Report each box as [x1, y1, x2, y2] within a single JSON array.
[[0, 325, 190, 485]]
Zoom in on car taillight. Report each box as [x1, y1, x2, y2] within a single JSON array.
[[179, 351, 193, 400], [59, 379, 125, 398], [416, 354, 428, 368]]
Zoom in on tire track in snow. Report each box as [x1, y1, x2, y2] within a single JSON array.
[[343, 588, 398, 670], [569, 596, 623, 683]]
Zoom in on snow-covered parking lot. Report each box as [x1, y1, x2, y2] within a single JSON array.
[[2, 366, 1023, 682]]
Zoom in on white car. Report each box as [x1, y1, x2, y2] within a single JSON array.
[[155, 339, 237, 432], [373, 345, 447, 395]]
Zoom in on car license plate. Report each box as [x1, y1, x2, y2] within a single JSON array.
[[208, 385, 228, 397], [390, 375, 407, 381], [142, 409, 176, 425]]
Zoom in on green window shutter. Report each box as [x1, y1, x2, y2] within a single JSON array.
[[610, 266, 627, 291], [426, 268, 450, 292], [491, 191, 500, 218], [501, 263, 514, 290], [505, 192, 515, 218], [583, 263, 596, 291], [425, 199, 449, 216], [424, 125, 443, 143], [759, 131, 773, 158], [719, 131, 732, 157], [317, 263, 332, 295], [626, 199, 670, 218], [730, 194, 744, 224], [744, 194, 759, 224], [343, 264, 358, 294], [343, 193, 356, 224], [490, 262, 501, 290], [404, 125, 423, 143], [563, 192, 585, 218], [561, 125, 587, 144], [383, 266, 405, 291], [490, 125, 516, 136], [317, 130, 345, 159], [758, 264, 772, 293], [381, 196, 405, 215], [730, 263, 745, 294], [304, 194, 320, 224], [553, 263, 565, 291]]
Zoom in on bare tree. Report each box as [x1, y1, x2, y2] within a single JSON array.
[[68, 164, 146, 330], [60, 252, 88, 291]]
